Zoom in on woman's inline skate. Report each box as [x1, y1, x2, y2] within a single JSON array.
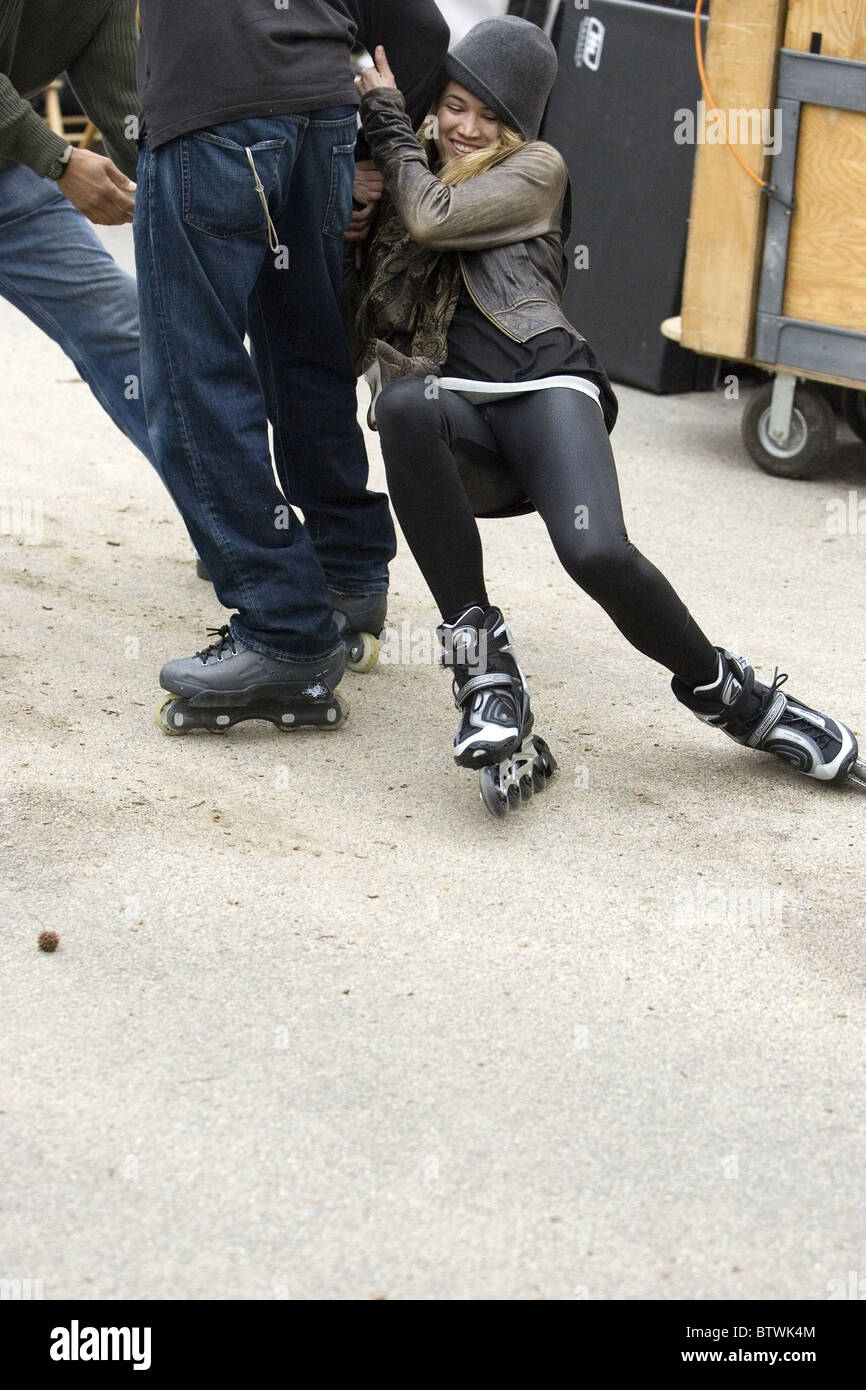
[[437, 605, 557, 818], [673, 647, 865, 788]]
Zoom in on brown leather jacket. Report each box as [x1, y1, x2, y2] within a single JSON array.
[[350, 85, 580, 383]]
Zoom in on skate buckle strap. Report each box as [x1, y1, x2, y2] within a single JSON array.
[[714, 652, 757, 726], [454, 671, 512, 706]]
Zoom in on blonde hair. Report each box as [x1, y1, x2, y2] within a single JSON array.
[[420, 112, 526, 185]]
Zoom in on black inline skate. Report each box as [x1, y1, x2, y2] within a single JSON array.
[[437, 605, 557, 818], [328, 588, 387, 675], [194, 564, 384, 677], [155, 626, 348, 735], [673, 647, 865, 787]]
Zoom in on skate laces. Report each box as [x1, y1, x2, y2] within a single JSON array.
[[196, 626, 237, 664], [768, 668, 788, 697]]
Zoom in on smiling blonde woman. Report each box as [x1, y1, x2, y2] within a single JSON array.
[[350, 16, 863, 815]]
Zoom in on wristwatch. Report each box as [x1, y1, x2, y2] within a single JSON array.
[[54, 144, 75, 180]]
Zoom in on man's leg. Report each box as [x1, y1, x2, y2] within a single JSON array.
[[134, 121, 340, 661], [248, 108, 396, 597], [0, 163, 154, 465]]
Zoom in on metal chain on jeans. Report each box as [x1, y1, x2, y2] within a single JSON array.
[[245, 147, 281, 253]]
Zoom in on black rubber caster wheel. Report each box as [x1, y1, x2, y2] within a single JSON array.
[[842, 388, 866, 444], [741, 381, 835, 479]]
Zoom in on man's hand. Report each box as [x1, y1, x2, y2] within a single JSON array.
[[354, 45, 398, 98], [345, 159, 384, 245], [58, 148, 136, 225]]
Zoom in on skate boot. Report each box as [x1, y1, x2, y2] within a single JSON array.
[[672, 647, 864, 786], [155, 626, 348, 736], [328, 588, 387, 674], [437, 605, 557, 817]]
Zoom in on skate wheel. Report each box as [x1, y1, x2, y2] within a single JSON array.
[[330, 693, 350, 728], [273, 692, 350, 731], [519, 770, 534, 802], [346, 632, 380, 675], [506, 783, 522, 812], [155, 694, 186, 736], [532, 736, 558, 780], [847, 759, 866, 790], [480, 767, 508, 818]]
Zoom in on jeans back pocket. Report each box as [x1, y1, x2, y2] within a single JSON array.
[[182, 132, 284, 238], [323, 141, 357, 240]]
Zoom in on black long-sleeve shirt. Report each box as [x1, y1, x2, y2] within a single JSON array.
[[138, 0, 450, 153]]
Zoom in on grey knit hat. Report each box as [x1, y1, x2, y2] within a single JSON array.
[[444, 15, 558, 142]]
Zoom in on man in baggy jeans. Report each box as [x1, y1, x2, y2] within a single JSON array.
[[134, 1, 449, 731]]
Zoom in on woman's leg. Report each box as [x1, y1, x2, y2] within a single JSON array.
[[484, 389, 718, 686], [376, 378, 502, 618]]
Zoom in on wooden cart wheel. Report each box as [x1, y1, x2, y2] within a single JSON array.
[[842, 388, 866, 444], [741, 382, 835, 479]]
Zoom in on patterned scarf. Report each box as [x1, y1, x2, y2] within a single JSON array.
[[354, 193, 463, 384]]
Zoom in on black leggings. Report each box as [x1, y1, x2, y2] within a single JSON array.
[[376, 378, 718, 687]]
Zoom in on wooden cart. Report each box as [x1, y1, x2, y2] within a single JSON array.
[[668, 0, 866, 477]]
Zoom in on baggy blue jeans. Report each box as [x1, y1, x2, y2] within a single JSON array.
[[134, 109, 396, 661], [0, 163, 153, 463]]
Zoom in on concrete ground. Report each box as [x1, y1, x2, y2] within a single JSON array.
[[1, 226, 864, 1302]]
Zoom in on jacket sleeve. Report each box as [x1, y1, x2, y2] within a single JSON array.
[[360, 87, 568, 251], [0, 72, 70, 177], [65, 0, 141, 181], [349, 0, 450, 159]]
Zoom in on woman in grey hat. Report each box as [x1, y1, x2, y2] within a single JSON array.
[[352, 16, 862, 815]]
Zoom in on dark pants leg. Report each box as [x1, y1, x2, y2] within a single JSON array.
[[376, 378, 717, 685], [248, 113, 395, 597]]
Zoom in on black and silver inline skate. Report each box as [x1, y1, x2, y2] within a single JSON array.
[[437, 605, 557, 818], [328, 588, 387, 675], [155, 626, 348, 735], [673, 647, 865, 787]]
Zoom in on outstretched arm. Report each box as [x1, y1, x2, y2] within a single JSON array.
[[348, 0, 450, 154], [357, 70, 567, 252]]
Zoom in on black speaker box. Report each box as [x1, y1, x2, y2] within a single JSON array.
[[541, 0, 709, 392]]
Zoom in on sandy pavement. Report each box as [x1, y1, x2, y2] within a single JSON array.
[[1, 226, 864, 1301]]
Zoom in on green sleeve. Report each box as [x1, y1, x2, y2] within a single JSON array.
[[0, 71, 70, 177], [65, 0, 140, 181]]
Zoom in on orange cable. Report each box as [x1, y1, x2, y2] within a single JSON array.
[[694, 0, 770, 192]]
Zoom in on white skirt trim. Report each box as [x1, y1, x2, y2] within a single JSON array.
[[437, 374, 603, 410]]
